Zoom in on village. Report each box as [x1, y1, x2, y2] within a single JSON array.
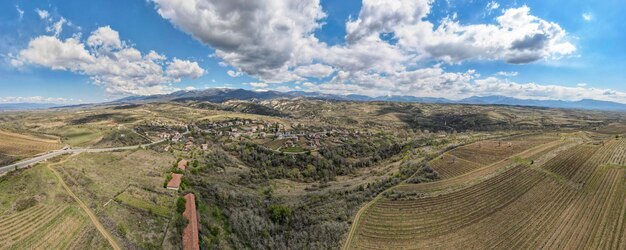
[[145, 118, 383, 154]]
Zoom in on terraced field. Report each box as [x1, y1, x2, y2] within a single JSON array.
[[0, 204, 110, 249], [345, 135, 626, 249], [431, 134, 557, 179]]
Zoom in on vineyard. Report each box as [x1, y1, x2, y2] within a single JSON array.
[[0, 130, 60, 157], [0, 204, 105, 249], [431, 134, 557, 179], [345, 135, 626, 249]]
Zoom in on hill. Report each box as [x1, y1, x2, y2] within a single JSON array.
[[114, 89, 626, 112]]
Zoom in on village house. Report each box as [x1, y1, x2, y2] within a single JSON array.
[[184, 141, 194, 151], [178, 159, 188, 171], [167, 174, 183, 190], [182, 193, 200, 250], [201, 144, 208, 150]]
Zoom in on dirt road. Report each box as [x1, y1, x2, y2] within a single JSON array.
[[47, 163, 122, 250]]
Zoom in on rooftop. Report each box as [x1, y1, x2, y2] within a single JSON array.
[[167, 173, 183, 190], [183, 193, 200, 250]]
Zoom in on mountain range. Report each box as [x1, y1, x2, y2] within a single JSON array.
[[115, 88, 626, 112], [3, 88, 626, 112]]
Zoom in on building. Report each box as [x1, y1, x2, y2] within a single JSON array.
[[201, 144, 209, 150], [182, 193, 200, 250], [167, 174, 183, 190], [178, 159, 188, 171]]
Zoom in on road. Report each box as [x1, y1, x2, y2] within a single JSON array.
[[0, 139, 165, 174]]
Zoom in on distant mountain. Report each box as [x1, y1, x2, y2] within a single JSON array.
[[114, 88, 626, 112], [459, 96, 626, 111], [116, 88, 288, 103], [0, 103, 60, 111]]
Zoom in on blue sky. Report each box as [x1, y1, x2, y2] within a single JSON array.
[[1, 0, 625, 104]]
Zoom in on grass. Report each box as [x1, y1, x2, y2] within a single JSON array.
[[49, 126, 103, 147], [115, 187, 173, 217], [54, 149, 176, 248]]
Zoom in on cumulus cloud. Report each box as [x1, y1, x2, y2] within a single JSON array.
[[87, 26, 122, 49], [395, 5, 575, 64], [582, 13, 593, 21], [472, 77, 626, 102], [13, 26, 205, 95], [151, 0, 326, 83], [293, 63, 334, 78], [166, 58, 205, 79], [145, 0, 606, 102], [248, 82, 269, 89], [345, 0, 431, 43]]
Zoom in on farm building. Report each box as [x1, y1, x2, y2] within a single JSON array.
[[167, 173, 183, 190], [178, 159, 188, 170], [183, 193, 200, 250]]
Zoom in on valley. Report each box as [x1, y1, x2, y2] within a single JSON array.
[[0, 98, 625, 249]]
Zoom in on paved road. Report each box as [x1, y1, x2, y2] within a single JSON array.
[[0, 139, 166, 174]]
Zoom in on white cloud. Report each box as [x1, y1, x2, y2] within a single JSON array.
[[185, 86, 197, 91], [486, 1, 500, 13], [16, 5, 24, 20], [293, 63, 334, 78], [345, 0, 431, 43], [577, 83, 587, 87], [495, 71, 518, 77], [472, 77, 626, 103], [46, 17, 67, 37], [302, 71, 626, 103], [145, 0, 598, 102], [87, 26, 122, 49], [226, 70, 242, 77], [151, 0, 326, 83], [166, 58, 205, 79], [274, 85, 293, 92], [36, 9, 49, 19], [395, 5, 576, 64], [13, 26, 205, 96], [248, 82, 269, 89], [582, 13, 593, 21], [0, 96, 70, 104]]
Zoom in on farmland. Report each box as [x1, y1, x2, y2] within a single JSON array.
[[0, 130, 60, 165], [345, 133, 626, 249], [0, 164, 111, 249]]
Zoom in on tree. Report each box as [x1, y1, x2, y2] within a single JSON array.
[[176, 196, 187, 214]]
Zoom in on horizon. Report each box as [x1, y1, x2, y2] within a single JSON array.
[[1, 0, 625, 104]]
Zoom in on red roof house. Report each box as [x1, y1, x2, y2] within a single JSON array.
[[167, 173, 183, 190], [183, 193, 200, 250], [178, 159, 188, 171]]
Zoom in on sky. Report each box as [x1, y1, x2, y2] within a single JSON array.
[[1, 0, 625, 104]]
